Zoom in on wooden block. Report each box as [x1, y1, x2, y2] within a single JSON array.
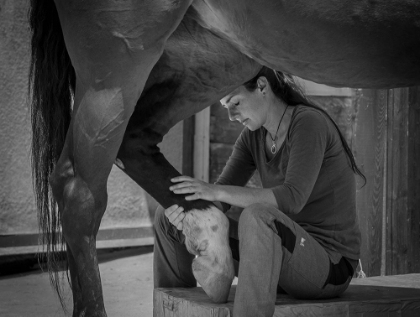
[[154, 274, 420, 317]]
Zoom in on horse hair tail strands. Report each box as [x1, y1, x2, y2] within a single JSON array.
[[29, 0, 75, 310]]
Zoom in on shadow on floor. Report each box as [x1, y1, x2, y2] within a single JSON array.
[[0, 245, 154, 279]]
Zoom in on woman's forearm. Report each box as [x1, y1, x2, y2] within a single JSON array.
[[216, 185, 277, 209]]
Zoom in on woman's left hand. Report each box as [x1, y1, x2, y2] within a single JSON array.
[[169, 176, 218, 202]]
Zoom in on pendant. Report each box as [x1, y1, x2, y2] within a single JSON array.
[[271, 143, 276, 154]]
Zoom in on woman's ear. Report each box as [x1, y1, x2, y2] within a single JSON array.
[[257, 77, 267, 94]]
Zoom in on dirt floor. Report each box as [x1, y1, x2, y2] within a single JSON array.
[[2, 246, 419, 317], [0, 246, 155, 317]]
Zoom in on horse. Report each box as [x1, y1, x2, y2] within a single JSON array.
[[29, 0, 420, 316]]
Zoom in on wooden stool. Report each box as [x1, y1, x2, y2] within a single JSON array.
[[154, 274, 420, 316]]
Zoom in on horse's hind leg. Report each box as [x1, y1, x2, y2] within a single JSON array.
[[50, 87, 133, 316], [50, 1, 192, 315]]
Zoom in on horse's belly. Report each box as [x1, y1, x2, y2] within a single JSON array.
[[192, 0, 420, 88]]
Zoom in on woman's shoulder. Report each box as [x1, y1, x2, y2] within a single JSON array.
[[290, 104, 329, 129], [293, 104, 325, 119]]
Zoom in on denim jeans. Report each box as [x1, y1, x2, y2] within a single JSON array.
[[153, 203, 358, 317]]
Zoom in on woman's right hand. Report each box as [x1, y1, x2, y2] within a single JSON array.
[[164, 204, 185, 231]]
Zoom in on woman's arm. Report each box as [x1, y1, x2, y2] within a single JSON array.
[[170, 176, 277, 209], [272, 109, 329, 214], [214, 129, 257, 211], [216, 184, 277, 208]]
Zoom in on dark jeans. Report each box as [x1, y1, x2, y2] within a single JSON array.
[[153, 203, 358, 317]]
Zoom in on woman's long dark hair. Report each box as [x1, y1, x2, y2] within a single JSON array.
[[244, 66, 366, 185]]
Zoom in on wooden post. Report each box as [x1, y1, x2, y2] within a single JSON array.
[[385, 87, 420, 275], [407, 86, 420, 273], [408, 87, 420, 273], [353, 89, 388, 277], [194, 108, 210, 182], [354, 87, 420, 276]]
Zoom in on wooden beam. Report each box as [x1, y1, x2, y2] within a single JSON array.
[[193, 107, 210, 182]]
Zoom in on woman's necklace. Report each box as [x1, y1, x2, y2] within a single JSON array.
[[268, 105, 288, 154]]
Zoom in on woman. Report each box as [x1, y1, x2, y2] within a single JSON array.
[[154, 66, 364, 317]]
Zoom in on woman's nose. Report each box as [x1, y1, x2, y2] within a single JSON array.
[[227, 108, 237, 122]]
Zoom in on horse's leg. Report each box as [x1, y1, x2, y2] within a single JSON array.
[[117, 121, 235, 303], [50, 1, 192, 315], [114, 10, 260, 302]]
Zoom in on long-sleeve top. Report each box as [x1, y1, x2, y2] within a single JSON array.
[[216, 105, 361, 260]]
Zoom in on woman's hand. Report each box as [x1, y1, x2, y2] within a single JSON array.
[[169, 176, 219, 202], [165, 204, 185, 231]]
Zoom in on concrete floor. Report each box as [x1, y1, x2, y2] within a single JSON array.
[[0, 247, 155, 317]]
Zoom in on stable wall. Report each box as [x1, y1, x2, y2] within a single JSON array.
[[354, 88, 420, 276]]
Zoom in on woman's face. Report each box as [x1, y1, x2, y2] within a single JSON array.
[[220, 85, 268, 131]]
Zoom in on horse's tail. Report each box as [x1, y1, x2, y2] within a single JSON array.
[[29, 0, 75, 309]]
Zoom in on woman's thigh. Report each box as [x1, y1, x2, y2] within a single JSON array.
[[276, 217, 332, 299], [227, 207, 352, 299]]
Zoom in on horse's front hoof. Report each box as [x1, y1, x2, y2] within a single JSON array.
[[192, 253, 235, 303]]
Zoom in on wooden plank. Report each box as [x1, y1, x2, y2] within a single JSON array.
[[384, 86, 420, 275], [386, 88, 410, 275], [351, 274, 420, 288], [354, 89, 388, 277], [296, 78, 354, 97], [407, 86, 420, 273], [154, 275, 420, 317]]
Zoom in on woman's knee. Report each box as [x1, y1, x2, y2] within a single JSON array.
[[154, 205, 169, 232], [238, 203, 268, 234], [238, 203, 288, 236]]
